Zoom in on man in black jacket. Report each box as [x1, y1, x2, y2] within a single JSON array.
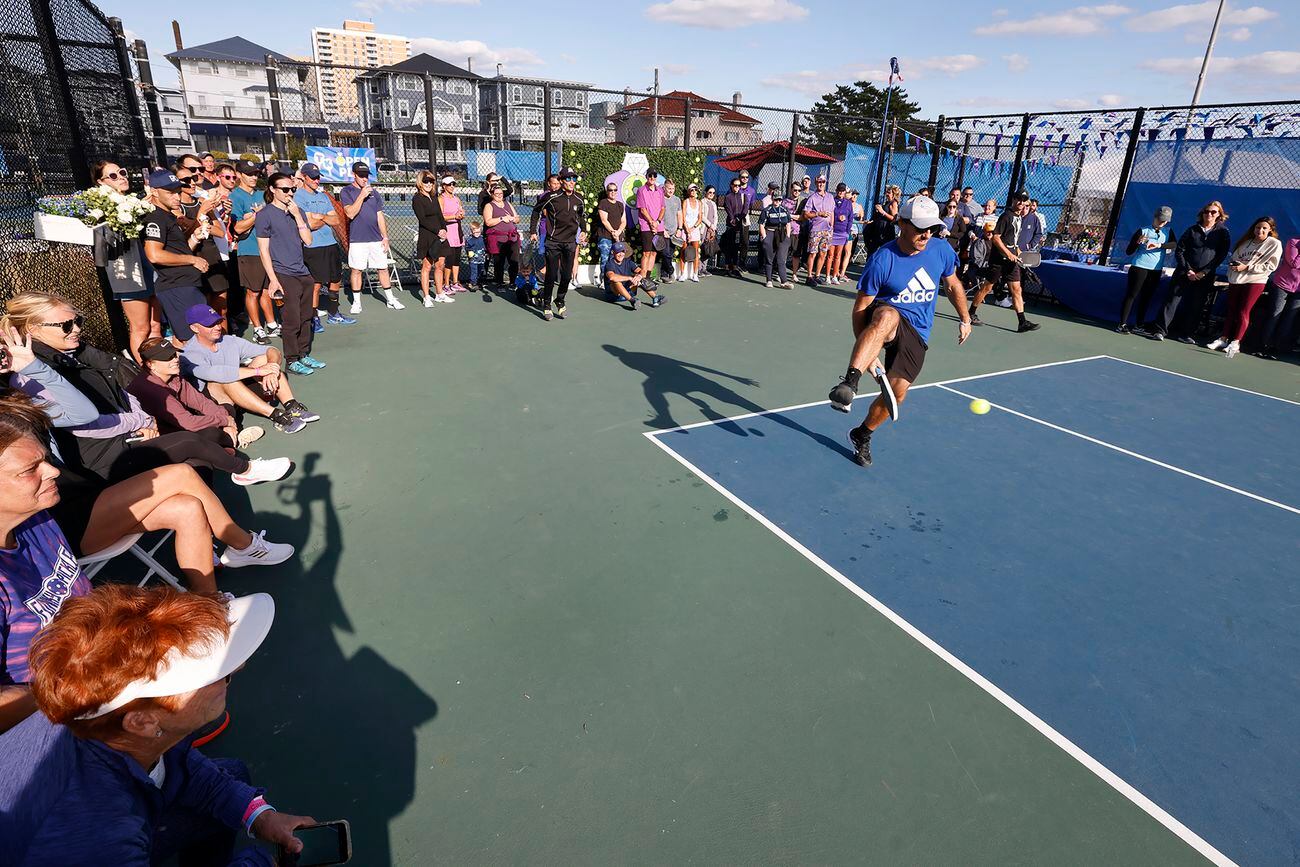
[[529, 167, 584, 321], [1149, 202, 1231, 342]]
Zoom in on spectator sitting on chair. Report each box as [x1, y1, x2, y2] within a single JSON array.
[[181, 304, 315, 436], [127, 338, 289, 486], [141, 169, 211, 344], [258, 173, 325, 377], [1149, 201, 1232, 343], [340, 160, 402, 312], [3, 585, 316, 865], [604, 243, 666, 309]]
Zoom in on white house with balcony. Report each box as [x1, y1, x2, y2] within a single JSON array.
[[480, 76, 606, 150], [355, 53, 487, 168], [166, 36, 328, 156]]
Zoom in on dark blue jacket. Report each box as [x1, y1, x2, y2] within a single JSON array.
[[0, 712, 272, 866]]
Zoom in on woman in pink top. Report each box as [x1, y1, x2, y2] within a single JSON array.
[[1255, 235, 1300, 360], [439, 177, 467, 293]]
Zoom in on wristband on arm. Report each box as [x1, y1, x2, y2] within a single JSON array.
[[243, 796, 276, 837]]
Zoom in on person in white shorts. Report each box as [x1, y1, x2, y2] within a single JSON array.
[[339, 161, 403, 312]]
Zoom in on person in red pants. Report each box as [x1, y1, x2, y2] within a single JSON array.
[[1206, 216, 1282, 358]]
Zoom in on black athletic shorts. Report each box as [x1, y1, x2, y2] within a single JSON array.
[[238, 254, 268, 293], [997, 257, 1022, 283], [443, 246, 462, 268], [639, 229, 658, 252], [157, 284, 208, 342], [202, 260, 231, 296], [883, 312, 927, 384], [303, 245, 342, 285]]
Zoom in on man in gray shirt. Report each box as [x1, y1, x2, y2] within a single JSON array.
[[661, 178, 682, 282]]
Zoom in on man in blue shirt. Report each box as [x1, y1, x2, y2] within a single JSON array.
[[339, 161, 400, 312], [228, 160, 277, 345], [293, 164, 355, 329], [256, 174, 324, 377], [827, 196, 973, 467]]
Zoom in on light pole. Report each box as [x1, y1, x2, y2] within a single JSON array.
[[1189, 0, 1226, 119]]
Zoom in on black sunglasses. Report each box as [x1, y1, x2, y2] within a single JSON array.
[[39, 314, 84, 334], [273, 185, 294, 192]]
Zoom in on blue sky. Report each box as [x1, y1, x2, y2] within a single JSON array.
[[120, 0, 1300, 117]]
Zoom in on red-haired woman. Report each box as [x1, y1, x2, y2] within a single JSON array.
[[1206, 216, 1282, 358], [0, 585, 315, 864]]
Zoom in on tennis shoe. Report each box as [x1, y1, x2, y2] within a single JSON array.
[[828, 379, 855, 413], [423, 295, 435, 308], [285, 399, 320, 422], [1206, 337, 1226, 351], [232, 457, 292, 487], [1224, 340, 1240, 358], [630, 297, 639, 310], [555, 305, 567, 319], [326, 313, 357, 325], [286, 360, 314, 376], [235, 426, 265, 448], [220, 530, 294, 569], [848, 427, 872, 467], [270, 408, 306, 435], [651, 296, 666, 308], [970, 312, 984, 326], [1016, 320, 1041, 333]]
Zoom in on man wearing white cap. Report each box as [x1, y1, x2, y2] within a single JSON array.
[[3, 585, 315, 865], [826, 195, 972, 467]]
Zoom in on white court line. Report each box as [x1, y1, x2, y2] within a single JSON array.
[[936, 384, 1299, 517], [1101, 355, 1300, 407], [648, 355, 1109, 436], [642, 432, 1235, 867]]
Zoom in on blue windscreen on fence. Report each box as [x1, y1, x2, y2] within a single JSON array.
[[465, 150, 556, 182], [1112, 136, 1300, 262]]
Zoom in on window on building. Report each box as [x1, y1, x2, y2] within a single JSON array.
[[235, 66, 249, 78], [695, 130, 711, 140], [398, 74, 416, 90], [369, 81, 379, 95], [207, 62, 220, 75], [552, 89, 561, 107], [255, 95, 266, 107], [724, 131, 739, 142], [512, 85, 522, 104], [430, 78, 444, 91], [462, 103, 472, 124], [399, 99, 410, 118], [576, 92, 584, 108], [535, 88, 543, 106]]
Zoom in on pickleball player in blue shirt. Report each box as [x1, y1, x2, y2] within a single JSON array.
[[827, 196, 973, 467]]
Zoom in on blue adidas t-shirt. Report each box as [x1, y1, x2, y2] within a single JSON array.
[[857, 239, 957, 345]]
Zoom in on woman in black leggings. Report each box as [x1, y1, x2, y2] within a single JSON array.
[[483, 185, 522, 288], [1117, 206, 1173, 335]]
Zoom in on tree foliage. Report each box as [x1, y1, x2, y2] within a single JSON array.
[[799, 81, 922, 150]]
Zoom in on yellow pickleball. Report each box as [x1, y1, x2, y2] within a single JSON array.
[[969, 398, 991, 415]]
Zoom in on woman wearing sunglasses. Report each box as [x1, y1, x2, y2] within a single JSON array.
[[413, 171, 453, 306], [92, 161, 159, 364], [1149, 201, 1232, 342]]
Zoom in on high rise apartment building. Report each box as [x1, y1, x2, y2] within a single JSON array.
[[311, 20, 410, 121]]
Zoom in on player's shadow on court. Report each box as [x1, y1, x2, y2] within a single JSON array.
[[603, 344, 850, 456], [219, 452, 438, 866]]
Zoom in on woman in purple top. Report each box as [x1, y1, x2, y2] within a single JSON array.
[[483, 185, 523, 289], [827, 183, 854, 285]]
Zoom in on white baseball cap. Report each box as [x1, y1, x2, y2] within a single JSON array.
[[76, 593, 275, 719], [898, 196, 945, 231]]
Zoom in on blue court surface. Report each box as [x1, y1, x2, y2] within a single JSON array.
[[647, 356, 1300, 866]]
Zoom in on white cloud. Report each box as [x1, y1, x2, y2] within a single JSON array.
[[1228, 27, 1252, 41], [410, 37, 542, 70], [1126, 2, 1275, 32], [1003, 53, 1030, 72], [1097, 93, 1126, 106], [1140, 50, 1300, 77], [644, 0, 809, 29], [975, 4, 1129, 36], [356, 0, 475, 11], [759, 55, 983, 97]]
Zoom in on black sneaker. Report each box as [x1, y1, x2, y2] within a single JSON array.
[[970, 312, 984, 326], [270, 407, 307, 435], [828, 380, 856, 413], [630, 296, 640, 310], [1017, 320, 1041, 333], [1115, 324, 1131, 334], [285, 399, 320, 423], [874, 367, 899, 421], [848, 427, 872, 467], [1176, 335, 1197, 344]]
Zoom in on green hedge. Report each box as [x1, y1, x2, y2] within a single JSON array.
[[561, 142, 707, 264]]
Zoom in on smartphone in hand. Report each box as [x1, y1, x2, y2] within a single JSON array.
[[278, 820, 351, 866]]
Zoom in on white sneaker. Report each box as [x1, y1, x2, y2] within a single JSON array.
[[422, 295, 435, 308], [1224, 340, 1240, 358], [765, 280, 773, 288], [231, 457, 292, 487], [676, 274, 686, 282], [690, 274, 699, 282], [996, 297, 1013, 308], [1206, 337, 1226, 351], [349, 300, 363, 315], [384, 294, 406, 310], [434, 293, 455, 303], [219, 530, 294, 568], [235, 426, 265, 449]]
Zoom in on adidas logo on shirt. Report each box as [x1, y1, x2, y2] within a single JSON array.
[[893, 267, 937, 304]]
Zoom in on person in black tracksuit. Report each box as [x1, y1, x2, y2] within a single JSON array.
[[1151, 202, 1232, 341], [529, 167, 583, 321]]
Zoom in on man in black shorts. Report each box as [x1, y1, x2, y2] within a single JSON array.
[[141, 169, 211, 342], [293, 163, 355, 327], [968, 192, 1040, 332], [827, 197, 972, 467]]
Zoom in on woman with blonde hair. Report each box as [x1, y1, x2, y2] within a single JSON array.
[[1150, 200, 1232, 342], [1206, 216, 1283, 357], [413, 171, 452, 306]]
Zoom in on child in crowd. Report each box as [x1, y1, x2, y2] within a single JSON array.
[[464, 220, 488, 298], [514, 260, 540, 308]]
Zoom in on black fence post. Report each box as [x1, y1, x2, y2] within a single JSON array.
[[1007, 113, 1030, 200], [107, 18, 150, 167], [423, 73, 436, 171], [786, 111, 799, 192], [1099, 107, 1146, 266], [543, 83, 553, 177], [683, 96, 691, 151], [130, 39, 167, 166], [265, 55, 289, 159], [927, 114, 945, 191], [31, 0, 91, 186], [956, 131, 970, 189]]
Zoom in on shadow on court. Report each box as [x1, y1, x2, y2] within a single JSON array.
[[220, 452, 438, 865], [603, 344, 850, 457]]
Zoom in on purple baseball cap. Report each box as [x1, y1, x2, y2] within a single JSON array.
[[185, 304, 223, 327]]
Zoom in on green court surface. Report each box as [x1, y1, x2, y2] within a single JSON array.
[[204, 276, 1296, 865]]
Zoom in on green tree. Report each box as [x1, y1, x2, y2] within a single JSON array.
[[799, 81, 922, 150]]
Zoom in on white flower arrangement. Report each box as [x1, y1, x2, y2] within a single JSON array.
[[80, 187, 154, 239]]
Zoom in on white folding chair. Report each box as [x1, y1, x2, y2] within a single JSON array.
[[363, 255, 404, 296], [78, 531, 186, 591]]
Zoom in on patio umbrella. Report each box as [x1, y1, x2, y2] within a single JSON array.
[[715, 141, 837, 174]]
